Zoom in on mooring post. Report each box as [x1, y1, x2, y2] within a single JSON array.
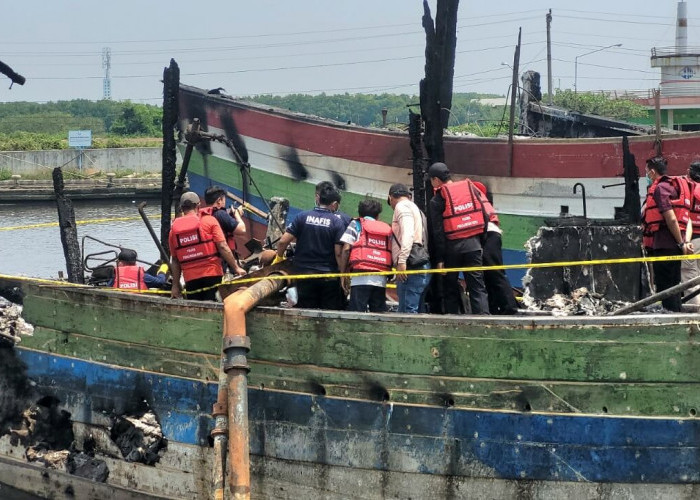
[[52, 167, 84, 284]]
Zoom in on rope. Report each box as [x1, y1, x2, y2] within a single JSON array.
[[5, 252, 700, 297], [0, 216, 146, 231]]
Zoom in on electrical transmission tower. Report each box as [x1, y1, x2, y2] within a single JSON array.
[[102, 47, 112, 100]]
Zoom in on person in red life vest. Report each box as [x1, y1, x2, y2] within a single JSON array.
[[338, 199, 392, 312], [472, 182, 519, 315], [168, 191, 243, 301], [681, 161, 700, 305], [202, 186, 247, 276], [641, 156, 693, 311], [428, 162, 489, 315], [110, 248, 167, 291]]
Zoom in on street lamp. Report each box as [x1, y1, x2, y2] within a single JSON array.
[[574, 43, 622, 96]]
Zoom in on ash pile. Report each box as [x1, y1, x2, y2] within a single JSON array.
[[0, 294, 33, 346], [524, 223, 644, 314]]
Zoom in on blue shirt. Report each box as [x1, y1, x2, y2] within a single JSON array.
[[287, 207, 346, 272], [212, 207, 239, 235]]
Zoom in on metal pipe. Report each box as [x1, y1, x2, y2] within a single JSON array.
[[137, 201, 169, 262], [611, 274, 700, 315], [211, 378, 228, 500], [222, 275, 288, 499]]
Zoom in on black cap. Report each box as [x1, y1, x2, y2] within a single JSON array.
[[690, 161, 700, 181], [388, 183, 411, 198], [428, 162, 450, 181], [118, 248, 137, 263]]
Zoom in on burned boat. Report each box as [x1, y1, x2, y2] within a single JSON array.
[[1, 276, 699, 498]]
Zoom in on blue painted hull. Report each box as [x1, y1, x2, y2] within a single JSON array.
[[16, 347, 700, 485]]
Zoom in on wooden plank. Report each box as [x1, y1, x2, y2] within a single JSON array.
[[21, 327, 220, 381], [19, 328, 700, 417], [245, 314, 700, 383]]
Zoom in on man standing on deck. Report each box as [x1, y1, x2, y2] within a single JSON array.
[[388, 183, 431, 313], [274, 183, 347, 309], [428, 162, 489, 315], [642, 156, 693, 311], [202, 185, 247, 277], [472, 182, 518, 315], [682, 161, 700, 305], [168, 192, 242, 301]]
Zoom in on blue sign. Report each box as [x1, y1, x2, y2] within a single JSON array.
[[68, 130, 92, 148]]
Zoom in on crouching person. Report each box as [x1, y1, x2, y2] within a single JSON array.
[[340, 199, 392, 312]]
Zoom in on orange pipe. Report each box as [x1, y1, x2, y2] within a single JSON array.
[[222, 275, 287, 499]]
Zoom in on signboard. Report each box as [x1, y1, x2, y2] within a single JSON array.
[[68, 130, 92, 148]]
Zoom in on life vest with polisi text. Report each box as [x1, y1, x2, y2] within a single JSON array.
[[172, 213, 219, 271], [440, 180, 487, 240], [113, 264, 147, 291], [348, 218, 392, 271], [641, 175, 690, 247], [686, 176, 700, 238], [200, 206, 237, 251]]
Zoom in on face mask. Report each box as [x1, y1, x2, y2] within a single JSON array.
[[646, 175, 653, 187]]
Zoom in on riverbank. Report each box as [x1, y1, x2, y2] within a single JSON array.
[[0, 176, 161, 202]]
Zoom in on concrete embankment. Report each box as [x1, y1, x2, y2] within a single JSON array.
[[0, 177, 162, 202], [0, 147, 171, 202], [0, 148, 165, 176]]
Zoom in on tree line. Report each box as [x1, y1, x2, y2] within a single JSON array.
[[0, 90, 645, 150]]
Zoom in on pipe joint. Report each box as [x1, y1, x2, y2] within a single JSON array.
[[212, 401, 228, 418], [223, 336, 251, 373]]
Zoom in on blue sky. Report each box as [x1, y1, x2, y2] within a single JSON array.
[[0, 1, 691, 104]]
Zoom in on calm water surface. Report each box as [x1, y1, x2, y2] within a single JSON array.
[[0, 199, 164, 279]]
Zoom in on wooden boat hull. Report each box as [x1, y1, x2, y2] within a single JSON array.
[[177, 84, 700, 287], [2, 280, 700, 498]]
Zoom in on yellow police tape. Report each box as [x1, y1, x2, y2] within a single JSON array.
[[0, 216, 143, 232], [3, 252, 700, 298]]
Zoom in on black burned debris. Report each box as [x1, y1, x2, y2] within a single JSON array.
[[111, 410, 167, 465]]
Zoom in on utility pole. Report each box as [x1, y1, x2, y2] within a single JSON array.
[[508, 28, 521, 177], [546, 9, 552, 104]]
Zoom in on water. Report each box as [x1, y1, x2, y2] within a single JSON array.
[[0, 199, 164, 279]]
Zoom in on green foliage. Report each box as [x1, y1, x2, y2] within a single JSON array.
[[0, 100, 162, 139], [109, 103, 162, 136], [247, 92, 503, 128], [0, 132, 64, 151], [552, 89, 646, 120], [0, 167, 11, 181]]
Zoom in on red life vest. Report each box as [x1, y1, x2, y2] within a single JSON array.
[[171, 213, 220, 273], [641, 175, 690, 247], [686, 176, 700, 238], [114, 264, 147, 291], [439, 180, 487, 240], [348, 218, 392, 271], [200, 206, 237, 251]]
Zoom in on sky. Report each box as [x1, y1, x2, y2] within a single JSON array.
[[0, 1, 693, 105]]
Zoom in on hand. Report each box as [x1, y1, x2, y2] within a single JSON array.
[[683, 242, 694, 255], [436, 262, 447, 275], [233, 265, 247, 276], [341, 276, 351, 295], [272, 254, 285, 265], [395, 262, 407, 282]]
